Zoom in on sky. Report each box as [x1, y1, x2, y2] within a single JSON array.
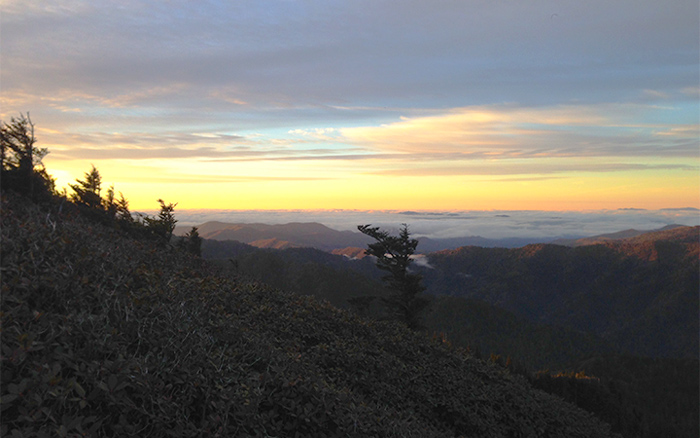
[[2, 0, 699, 213]]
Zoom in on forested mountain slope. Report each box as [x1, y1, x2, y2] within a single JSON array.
[[1, 193, 618, 437], [551, 224, 691, 247], [422, 229, 699, 358], [199, 227, 699, 438], [201, 240, 615, 370]]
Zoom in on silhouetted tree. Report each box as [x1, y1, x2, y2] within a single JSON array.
[[358, 224, 429, 330], [145, 199, 178, 244], [69, 165, 103, 209], [103, 184, 117, 218], [67, 165, 140, 229], [1, 113, 54, 200], [115, 192, 132, 222], [183, 226, 202, 256]]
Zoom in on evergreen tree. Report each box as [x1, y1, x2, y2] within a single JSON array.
[[358, 224, 429, 330], [115, 192, 132, 222], [145, 199, 178, 244], [69, 165, 103, 209], [0, 113, 54, 200], [184, 226, 202, 256], [103, 184, 117, 218]]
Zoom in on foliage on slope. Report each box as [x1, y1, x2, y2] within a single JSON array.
[[204, 242, 614, 370], [205, 243, 387, 315], [1, 193, 617, 437], [532, 356, 699, 438], [424, 296, 614, 370], [199, 233, 698, 438]]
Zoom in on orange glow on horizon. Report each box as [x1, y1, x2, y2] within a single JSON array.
[[45, 155, 700, 212], [39, 101, 699, 214]]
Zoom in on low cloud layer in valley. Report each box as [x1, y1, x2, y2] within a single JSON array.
[[171, 208, 700, 242]]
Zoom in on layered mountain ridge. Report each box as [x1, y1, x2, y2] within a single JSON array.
[[178, 220, 695, 254], [422, 226, 699, 359], [176, 221, 372, 251]]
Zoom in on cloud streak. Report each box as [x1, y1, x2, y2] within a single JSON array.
[[340, 104, 699, 157], [127, 175, 330, 184], [370, 162, 698, 177]]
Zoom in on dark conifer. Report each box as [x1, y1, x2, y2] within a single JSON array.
[[145, 199, 178, 244], [69, 165, 103, 209], [358, 223, 429, 330], [0, 113, 54, 200], [184, 226, 202, 256]]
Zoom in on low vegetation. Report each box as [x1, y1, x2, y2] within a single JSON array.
[[531, 356, 699, 438], [202, 240, 699, 438], [1, 192, 619, 437]]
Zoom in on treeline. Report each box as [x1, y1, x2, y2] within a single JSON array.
[[1, 113, 201, 255]]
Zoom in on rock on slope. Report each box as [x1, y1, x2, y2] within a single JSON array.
[[1, 193, 617, 437]]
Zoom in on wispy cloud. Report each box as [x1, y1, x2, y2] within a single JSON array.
[[49, 146, 252, 161], [653, 125, 700, 137], [642, 89, 670, 100], [681, 87, 700, 97], [340, 104, 699, 158], [126, 174, 330, 184], [370, 162, 697, 177]]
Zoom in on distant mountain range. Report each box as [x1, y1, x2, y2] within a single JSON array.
[[551, 224, 689, 247], [177, 220, 692, 253], [175, 221, 372, 251], [182, 220, 699, 360]]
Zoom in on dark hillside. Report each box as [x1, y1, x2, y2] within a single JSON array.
[[203, 242, 385, 314], [422, 231, 699, 359], [1, 193, 617, 437], [424, 296, 615, 370], [202, 241, 616, 370], [532, 355, 699, 438]]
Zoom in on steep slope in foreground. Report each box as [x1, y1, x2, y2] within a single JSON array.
[[1, 194, 616, 438]]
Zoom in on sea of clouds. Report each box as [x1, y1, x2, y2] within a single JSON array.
[[170, 208, 700, 241]]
